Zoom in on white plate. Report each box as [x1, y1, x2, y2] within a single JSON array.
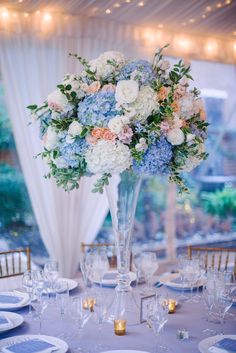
[[159, 273, 206, 291], [0, 311, 24, 333], [0, 292, 30, 311], [198, 334, 236, 353], [101, 351, 150, 353], [57, 278, 78, 292], [93, 271, 136, 288], [0, 334, 68, 353]]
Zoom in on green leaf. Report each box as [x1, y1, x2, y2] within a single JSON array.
[[27, 104, 38, 110]]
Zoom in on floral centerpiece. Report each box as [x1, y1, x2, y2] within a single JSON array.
[[28, 46, 208, 193]]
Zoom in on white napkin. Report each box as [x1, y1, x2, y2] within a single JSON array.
[[0, 315, 12, 331], [209, 347, 230, 353], [0, 294, 28, 308], [2, 338, 59, 353]]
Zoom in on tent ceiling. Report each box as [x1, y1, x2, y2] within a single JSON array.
[[2, 0, 236, 39]]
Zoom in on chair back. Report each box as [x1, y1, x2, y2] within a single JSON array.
[[0, 248, 31, 279], [188, 246, 236, 274], [81, 243, 117, 268]]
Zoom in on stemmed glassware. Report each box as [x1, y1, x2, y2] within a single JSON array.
[[56, 281, 69, 319], [44, 261, 59, 293], [140, 252, 159, 294], [22, 270, 34, 316], [217, 290, 233, 334], [93, 289, 110, 350], [31, 290, 49, 334], [32, 270, 46, 294], [147, 297, 169, 352], [89, 252, 110, 288]]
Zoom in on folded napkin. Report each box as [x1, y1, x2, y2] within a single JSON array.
[[0, 315, 12, 331], [208, 338, 236, 353], [2, 338, 58, 353], [170, 277, 182, 284], [0, 295, 22, 305], [103, 273, 117, 280]]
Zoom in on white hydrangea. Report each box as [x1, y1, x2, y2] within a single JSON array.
[[85, 140, 131, 174], [167, 128, 185, 146], [179, 93, 194, 118], [115, 80, 139, 104], [63, 74, 86, 99], [129, 86, 158, 123], [53, 156, 68, 169], [108, 116, 124, 134], [43, 126, 58, 150], [135, 138, 148, 152], [47, 90, 72, 113], [181, 144, 205, 172], [89, 51, 125, 80]]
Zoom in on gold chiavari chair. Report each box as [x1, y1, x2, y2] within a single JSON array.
[[188, 246, 236, 275], [0, 248, 31, 279], [81, 243, 117, 268]]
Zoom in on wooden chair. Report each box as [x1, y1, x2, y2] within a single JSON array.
[[0, 248, 31, 279], [81, 243, 117, 268], [188, 246, 236, 275]]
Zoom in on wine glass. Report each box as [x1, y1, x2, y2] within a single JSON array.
[[31, 290, 49, 334], [147, 299, 169, 352], [22, 270, 34, 316], [44, 261, 59, 293], [90, 252, 110, 288], [32, 270, 46, 294], [69, 296, 91, 352], [177, 255, 189, 302], [93, 289, 110, 350], [56, 281, 69, 319], [140, 252, 159, 294], [202, 289, 217, 336], [217, 290, 233, 334]]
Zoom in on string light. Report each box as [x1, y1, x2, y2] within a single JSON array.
[[188, 18, 195, 23], [205, 39, 218, 56], [216, 3, 222, 8], [43, 12, 52, 22], [138, 2, 144, 6], [24, 12, 29, 18], [225, 0, 231, 4], [205, 6, 212, 12], [36, 10, 41, 15], [114, 3, 120, 8], [105, 8, 111, 14], [1, 9, 9, 19]]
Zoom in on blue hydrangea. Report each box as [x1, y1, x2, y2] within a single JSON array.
[[58, 134, 88, 168], [134, 122, 147, 133], [118, 60, 156, 85], [39, 111, 52, 137], [133, 137, 173, 175], [77, 91, 120, 127]]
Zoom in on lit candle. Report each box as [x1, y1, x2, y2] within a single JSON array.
[[83, 297, 96, 312], [114, 319, 126, 336], [168, 300, 176, 313]]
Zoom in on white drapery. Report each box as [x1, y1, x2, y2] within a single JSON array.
[[0, 33, 109, 278]]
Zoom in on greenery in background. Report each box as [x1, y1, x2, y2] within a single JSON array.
[[201, 187, 236, 218], [0, 86, 14, 150]]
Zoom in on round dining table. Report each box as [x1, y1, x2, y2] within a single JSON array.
[[0, 278, 235, 353]]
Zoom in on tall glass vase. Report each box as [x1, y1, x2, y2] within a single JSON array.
[[105, 170, 141, 322]]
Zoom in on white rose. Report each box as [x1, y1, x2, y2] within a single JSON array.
[[159, 60, 170, 71], [108, 116, 124, 134], [129, 86, 158, 123], [179, 93, 194, 118], [43, 126, 58, 150], [186, 133, 195, 142], [47, 90, 70, 112], [115, 80, 139, 104], [135, 137, 148, 152], [68, 121, 83, 137], [167, 128, 185, 146], [181, 144, 205, 172], [53, 157, 68, 169]]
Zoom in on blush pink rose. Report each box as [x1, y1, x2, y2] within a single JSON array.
[[101, 84, 116, 93], [160, 120, 170, 134], [85, 81, 101, 95], [118, 125, 133, 144], [103, 129, 117, 141]]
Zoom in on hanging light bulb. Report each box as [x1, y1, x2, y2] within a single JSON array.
[[43, 12, 52, 22]]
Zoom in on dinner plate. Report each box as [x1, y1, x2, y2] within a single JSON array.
[[159, 273, 206, 291], [0, 311, 24, 333], [93, 271, 136, 288], [0, 334, 68, 353], [57, 277, 78, 292], [101, 351, 150, 353], [0, 292, 30, 311], [198, 334, 236, 353]]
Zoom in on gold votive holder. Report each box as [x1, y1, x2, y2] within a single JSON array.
[[83, 297, 96, 312], [114, 319, 127, 336], [168, 299, 176, 313]]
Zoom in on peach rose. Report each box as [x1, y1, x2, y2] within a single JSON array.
[[85, 81, 101, 95], [103, 129, 117, 141], [171, 101, 180, 113], [157, 86, 170, 101], [91, 128, 105, 139], [86, 135, 98, 145], [101, 84, 116, 93], [200, 108, 206, 121], [174, 84, 186, 99]]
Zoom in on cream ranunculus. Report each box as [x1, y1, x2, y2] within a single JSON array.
[[47, 90, 70, 112], [167, 128, 185, 146], [115, 80, 139, 104], [108, 116, 124, 134], [68, 121, 83, 137]]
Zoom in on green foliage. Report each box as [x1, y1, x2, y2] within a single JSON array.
[[0, 87, 14, 150], [92, 173, 111, 194], [201, 187, 236, 218], [0, 163, 32, 227]]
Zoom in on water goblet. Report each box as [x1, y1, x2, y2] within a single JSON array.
[[44, 261, 59, 293], [32, 270, 46, 294], [90, 252, 110, 288], [93, 288, 110, 350], [56, 281, 69, 319], [217, 290, 233, 334], [140, 252, 159, 294], [147, 300, 169, 352], [31, 290, 49, 334], [22, 270, 34, 316]]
